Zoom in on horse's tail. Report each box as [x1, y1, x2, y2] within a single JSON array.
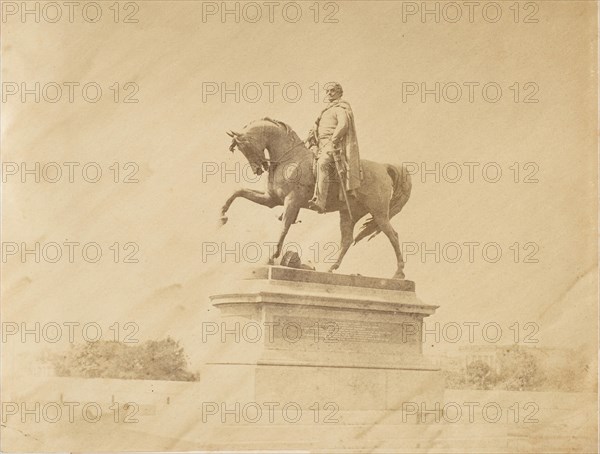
[[354, 164, 412, 244]]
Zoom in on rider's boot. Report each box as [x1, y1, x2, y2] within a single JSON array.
[[309, 175, 329, 213]]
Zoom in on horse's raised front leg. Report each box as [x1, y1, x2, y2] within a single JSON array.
[[269, 194, 301, 265], [219, 188, 279, 225], [329, 209, 357, 273]]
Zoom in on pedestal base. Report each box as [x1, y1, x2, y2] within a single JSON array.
[[207, 266, 444, 412], [201, 363, 444, 412]]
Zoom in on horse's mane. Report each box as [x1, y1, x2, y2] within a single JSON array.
[[244, 117, 300, 141], [260, 117, 292, 134]]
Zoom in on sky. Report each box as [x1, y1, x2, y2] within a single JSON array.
[[2, 1, 597, 371]]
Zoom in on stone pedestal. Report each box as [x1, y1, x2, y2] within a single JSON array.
[[206, 266, 443, 412]]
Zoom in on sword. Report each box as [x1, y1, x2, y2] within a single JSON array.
[[332, 149, 353, 219]]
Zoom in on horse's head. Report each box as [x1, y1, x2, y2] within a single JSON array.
[[226, 130, 269, 176]]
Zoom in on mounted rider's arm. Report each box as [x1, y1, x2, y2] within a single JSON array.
[[305, 122, 319, 148], [331, 108, 349, 151], [305, 129, 315, 146]]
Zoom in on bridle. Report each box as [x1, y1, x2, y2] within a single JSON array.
[[230, 123, 307, 181]]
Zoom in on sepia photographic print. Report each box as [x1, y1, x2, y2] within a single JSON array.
[[1, 1, 598, 452]]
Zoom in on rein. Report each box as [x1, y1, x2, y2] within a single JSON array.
[[265, 141, 305, 166], [264, 141, 306, 184]]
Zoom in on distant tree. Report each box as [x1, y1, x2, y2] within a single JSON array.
[[540, 349, 594, 392], [50, 338, 198, 381], [466, 360, 497, 390], [497, 345, 542, 391], [136, 338, 198, 381]]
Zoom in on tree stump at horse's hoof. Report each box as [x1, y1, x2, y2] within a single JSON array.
[[205, 265, 444, 422], [279, 250, 315, 270], [279, 250, 301, 268]]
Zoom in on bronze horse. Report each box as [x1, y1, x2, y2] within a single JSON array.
[[219, 118, 412, 279]]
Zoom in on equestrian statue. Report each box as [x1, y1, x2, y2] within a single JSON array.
[[219, 83, 412, 279]]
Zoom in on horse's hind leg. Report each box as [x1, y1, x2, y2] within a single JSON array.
[[329, 209, 357, 273], [373, 215, 405, 279]]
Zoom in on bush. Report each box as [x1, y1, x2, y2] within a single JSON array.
[[50, 337, 198, 381]]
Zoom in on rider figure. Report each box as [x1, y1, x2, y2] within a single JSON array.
[[307, 83, 361, 213]]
